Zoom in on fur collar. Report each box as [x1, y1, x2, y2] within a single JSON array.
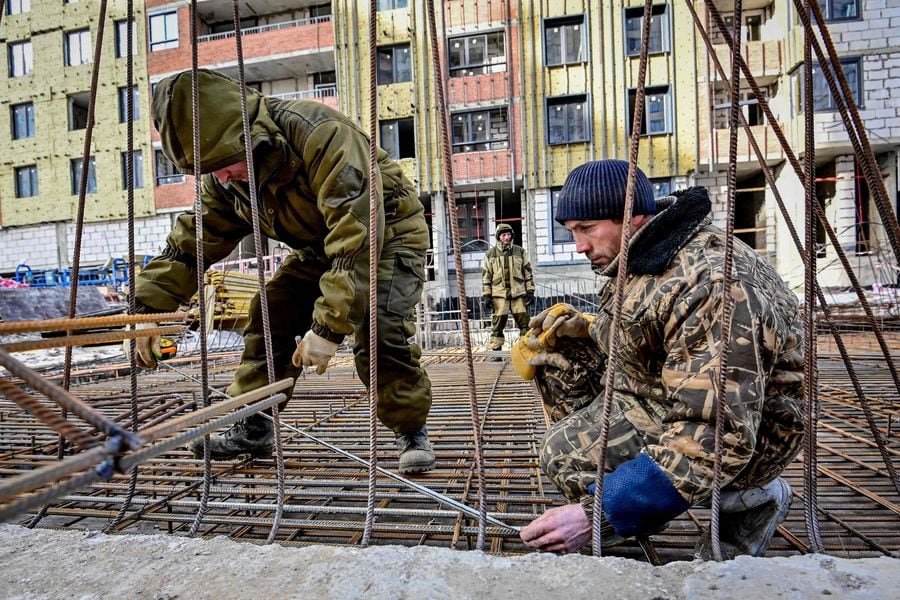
[[597, 186, 712, 277]]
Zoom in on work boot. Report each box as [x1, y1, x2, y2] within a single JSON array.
[[695, 477, 793, 560], [190, 415, 274, 460], [395, 426, 436, 474]]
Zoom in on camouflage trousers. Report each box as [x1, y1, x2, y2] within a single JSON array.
[[488, 296, 530, 350], [230, 241, 432, 434], [535, 340, 804, 503]]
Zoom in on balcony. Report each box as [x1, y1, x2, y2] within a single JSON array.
[[448, 72, 513, 106], [270, 85, 338, 109], [703, 124, 786, 166], [451, 150, 514, 185], [197, 15, 334, 68], [711, 39, 782, 85], [197, 15, 330, 43]]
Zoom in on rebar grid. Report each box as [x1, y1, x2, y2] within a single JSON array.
[[1, 347, 896, 561]]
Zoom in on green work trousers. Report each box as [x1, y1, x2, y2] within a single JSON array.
[[488, 296, 530, 350], [229, 242, 432, 434]]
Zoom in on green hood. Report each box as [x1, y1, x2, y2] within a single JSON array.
[[151, 69, 280, 174], [495, 223, 514, 243]]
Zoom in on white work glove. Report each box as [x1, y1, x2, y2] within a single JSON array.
[[528, 303, 593, 349], [123, 322, 161, 369], [291, 331, 339, 375]]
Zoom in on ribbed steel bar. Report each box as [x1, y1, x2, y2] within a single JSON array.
[[594, 0, 653, 557], [1, 326, 183, 353], [0, 313, 186, 335], [0, 347, 141, 450], [686, 0, 900, 499], [0, 380, 290, 504], [0, 378, 96, 451], [0, 391, 287, 521], [700, 0, 900, 402], [424, 0, 488, 549], [2, 352, 897, 559]]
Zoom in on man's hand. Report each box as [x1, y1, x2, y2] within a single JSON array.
[[292, 331, 339, 375], [526, 351, 571, 371], [481, 296, 493, 316], [525, 291, 535, 307], [123, 322, 162, 369], [510, 330, 572, 380], [528, 303, 593, 347], [520, 503, 592, 554]]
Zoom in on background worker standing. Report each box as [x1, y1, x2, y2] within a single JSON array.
[[481, 223, 535, 351]]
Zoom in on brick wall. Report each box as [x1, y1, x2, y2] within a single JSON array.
[[0, 214, 172, 273]]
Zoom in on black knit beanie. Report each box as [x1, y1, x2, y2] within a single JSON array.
[[554, 159, 657, 224]]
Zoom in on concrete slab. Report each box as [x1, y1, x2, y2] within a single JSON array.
[[1, 524, 897, 599]]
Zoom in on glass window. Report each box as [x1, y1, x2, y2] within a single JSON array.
[[818, 0, 859, 21], [377, 0, 408, 10], [68, 93, 90, 130], [711, 10, 765, 44], [8, 40, 33, 77], [544, 16, 585, 66], [624, 4, 669, 56], [115, 19, 138, 59], [65, 29, 92, 66], [713, 87, 768, 129], [797, 58, 862, 112], [627, 85, 671, 135], [450, 108, 509, 153], [11, 102, 35, 139], [313, 71, 337, 87], [448, 31, 506, 77], [6, 0, 30, 15], [309, 3, 331, 17], [547, 95, 589, 145], [155, 149, 185, 185], [149, 11, 178, 51], [377, 44, 412, 84], [650, 178, 673, 198], [14, 165, 38, 198], [550, 189, 574, 244], [380, 118, 416, 160], [455, 193, 490, 252], [71, 156, 97, 195], [118, 86, 140, 122], [121, 150, 144, 189]]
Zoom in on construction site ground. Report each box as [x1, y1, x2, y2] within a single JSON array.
[[1, 331, 899, 596]]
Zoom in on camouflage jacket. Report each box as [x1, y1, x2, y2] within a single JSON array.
[[482, 226, 534, 299], [589, 187, 804, 504], [136, 70, 428, 341]]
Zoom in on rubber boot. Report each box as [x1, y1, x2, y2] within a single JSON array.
[[395, 426, 436, 474], [695, 477, 793, 560], [190, 414, 274, 460]]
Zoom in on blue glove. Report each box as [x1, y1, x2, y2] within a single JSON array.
[[588, 453, 691, 538]]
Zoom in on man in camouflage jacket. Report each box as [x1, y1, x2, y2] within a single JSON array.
[[481, 223, 535, 350], [515, 160, 804, 557], [128, 70, 435, 473]]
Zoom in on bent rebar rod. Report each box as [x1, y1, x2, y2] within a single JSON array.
[[0, 389, 288, 521], [0, 379, 293, 507], [0, 347, 142, 450]]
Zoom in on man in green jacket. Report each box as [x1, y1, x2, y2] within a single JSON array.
[[128, 69, 435, 474], [481, 223, 535, 351]]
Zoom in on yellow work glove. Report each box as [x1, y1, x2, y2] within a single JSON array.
[[291, 331, 339, 375], [528, 303, 594, 349], [123, 322, 162, 369], [511, 329, 572, 380]]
